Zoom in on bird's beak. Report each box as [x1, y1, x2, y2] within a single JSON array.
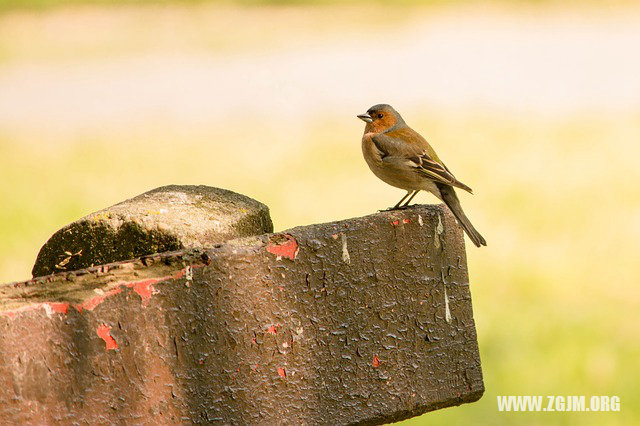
[[357, 113, 373, 123]]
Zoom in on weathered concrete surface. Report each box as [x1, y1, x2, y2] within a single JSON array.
[[1, 205, 483, 425], [32, 185, 273, 277]]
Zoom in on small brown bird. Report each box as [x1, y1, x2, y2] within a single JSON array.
[[358, 104, 486, 247]]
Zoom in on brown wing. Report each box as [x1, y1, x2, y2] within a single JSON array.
[[408, 154, 472, 192], [370, 132, 424, 159], [372, 132, 473, 193]]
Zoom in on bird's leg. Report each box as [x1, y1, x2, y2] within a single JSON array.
[[388, 190, 413, 210], [400, 190, 420, 208]]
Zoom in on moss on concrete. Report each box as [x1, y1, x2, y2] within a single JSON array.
[[32, 185, 272, 277]]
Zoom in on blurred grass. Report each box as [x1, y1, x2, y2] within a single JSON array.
[[0, 0, 495, 14], [0, 0, 633, 11], [0, 0, 630, 13], [0, 1, 638, 425]]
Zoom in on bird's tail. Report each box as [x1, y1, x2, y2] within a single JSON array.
[[436, 183, 487, 248]]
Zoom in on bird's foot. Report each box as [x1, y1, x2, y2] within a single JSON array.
[[380, 205, 410, 212]]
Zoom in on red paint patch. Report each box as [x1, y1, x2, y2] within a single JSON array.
[[266, 234, 299, 260], [96, 324, 118, 350], [0, 304, 39, 319], [122, 276, 174, 305], [172, 269, 186, 279], [277, 367, 286, 378], [266, 324, 279, 335], [4, 265, 201, 317], [81, 287, 122, 311], [47, 302, 69, 314], [132, 280, 156, 305], [391, 220, 400, 226], [372, 355, 381, 367], [403, 218, 410, 224]]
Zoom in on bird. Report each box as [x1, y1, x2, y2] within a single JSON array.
[[357, 104, 486, 247]]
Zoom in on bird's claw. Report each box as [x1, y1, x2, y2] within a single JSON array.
[[379, 205, 410, 212]]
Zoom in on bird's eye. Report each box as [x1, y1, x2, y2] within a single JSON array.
[[377, 114, 383, 119]]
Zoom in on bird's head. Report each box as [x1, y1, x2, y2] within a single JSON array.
[[357, 104, 404, 133]]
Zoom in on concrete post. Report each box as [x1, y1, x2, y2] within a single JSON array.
[[0, 186, 483, 425]]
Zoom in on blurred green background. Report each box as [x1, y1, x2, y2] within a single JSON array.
[[1, 1, 638, 424]]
